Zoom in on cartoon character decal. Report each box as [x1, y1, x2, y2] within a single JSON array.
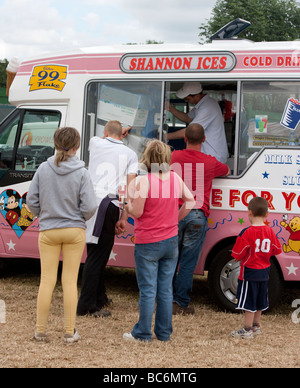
[[281, 214, 300, 255], [120, 212, 300, 257], [17, 193, 36, 231], [0, 190, 36, 238], [1, 189, 21, 227]]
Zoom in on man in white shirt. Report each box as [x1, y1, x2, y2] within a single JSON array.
[[166, 82, 228, 163], [77, 120, 138, 317]]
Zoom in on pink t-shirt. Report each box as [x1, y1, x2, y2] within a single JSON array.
[[134, 172, 181, 244]]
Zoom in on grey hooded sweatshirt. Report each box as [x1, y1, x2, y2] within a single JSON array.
[[27, 155, 97, 232]]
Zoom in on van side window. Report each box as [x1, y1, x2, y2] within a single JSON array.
[[239, 81, 300, 173], [0, 109, 61, 173], [84, 81, 163, 161], [0, 110, 21, 171], [164, 81, 237, 171]]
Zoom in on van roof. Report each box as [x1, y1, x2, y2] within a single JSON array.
[[22, 39, 300, 62], [9, 39, 300, 107]]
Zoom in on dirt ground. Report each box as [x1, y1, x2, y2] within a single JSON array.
[[0, 258, 299, 369]]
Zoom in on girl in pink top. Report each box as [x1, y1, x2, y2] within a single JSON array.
[[134, 172, 181, 244], [123, 140, 194, 342]]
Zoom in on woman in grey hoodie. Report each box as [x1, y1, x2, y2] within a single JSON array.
[[27, 127, 97, 343]]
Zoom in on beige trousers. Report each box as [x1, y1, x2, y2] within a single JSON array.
[[36, 228, 86, 335]]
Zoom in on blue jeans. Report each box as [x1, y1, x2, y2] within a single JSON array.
[[132, 236, 178, 342], [174, 209, 208, 308]]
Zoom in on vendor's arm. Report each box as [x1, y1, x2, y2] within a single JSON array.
[[165, 102, 192, 140], [165, 102, 192, 124], [167, 127, 187, 140]]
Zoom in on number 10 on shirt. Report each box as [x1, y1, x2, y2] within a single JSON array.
[[255, 239, 271, 253]]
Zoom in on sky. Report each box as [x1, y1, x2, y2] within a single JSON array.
[[0, 0, 216, 61]]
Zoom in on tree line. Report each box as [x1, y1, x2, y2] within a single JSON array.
[[199, 0, 300, 42], [0, 60, 8, 89]]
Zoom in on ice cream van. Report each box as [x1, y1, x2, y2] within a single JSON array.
[[1, 21, 300, 311]]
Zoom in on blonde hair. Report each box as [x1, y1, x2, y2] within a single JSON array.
[[104, 120, 123, 138], [140, 139, 172, 173], [54, 127, 81, 167]]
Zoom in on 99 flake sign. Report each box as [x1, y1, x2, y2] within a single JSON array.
[[29, 65, 68, 92]]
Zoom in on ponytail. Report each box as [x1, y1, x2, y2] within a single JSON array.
[[54, 150, 69, 167], [53, 127, 81, 167]]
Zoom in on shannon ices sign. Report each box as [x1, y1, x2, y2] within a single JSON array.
[[120, 52, 237, 73]]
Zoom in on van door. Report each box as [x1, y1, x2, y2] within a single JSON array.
[[0, 105, 66, 258]]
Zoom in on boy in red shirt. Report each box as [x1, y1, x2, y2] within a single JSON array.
[[231, 197, 282, 338]]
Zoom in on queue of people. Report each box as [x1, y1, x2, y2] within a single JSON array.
[[26, 82, 277, 343]]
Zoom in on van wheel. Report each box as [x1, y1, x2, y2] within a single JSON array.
[[208, 245, 239, 312], [268, 258, 284, 310], [208, 245, 284, 313]]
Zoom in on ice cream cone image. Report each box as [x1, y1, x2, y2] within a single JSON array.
[[6, 70, 16, 96], [6, 57, 20, 96]]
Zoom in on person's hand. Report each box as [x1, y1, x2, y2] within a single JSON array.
[[121, 126, 131, 139], [115, 219, 126, 235]]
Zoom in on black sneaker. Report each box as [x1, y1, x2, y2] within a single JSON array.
[[172, 302, 195, 315]]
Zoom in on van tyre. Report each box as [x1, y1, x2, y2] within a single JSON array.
[[208, 245, 284, 313]]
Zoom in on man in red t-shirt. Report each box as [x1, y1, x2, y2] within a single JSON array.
[[171, 123, 230, 314]]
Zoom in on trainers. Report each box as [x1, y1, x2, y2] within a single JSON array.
[[231, 327, 253, 339], [34, 330, 47, 342], [123, 333, 151, 342], [252, 324, 261, 335], [104, 298, 113, 307], [123, 332, 137, 342], [92, 309, 111, 318], [172, 302, 195, 315], [64, 328, 81, 343]]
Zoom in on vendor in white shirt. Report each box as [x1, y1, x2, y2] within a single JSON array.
[[166, 82, 228, 163]]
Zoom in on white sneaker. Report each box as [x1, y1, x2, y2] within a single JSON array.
[[231, 327, 253, 339], [34, 329, 47, 342], [252, 324, 262, 335], [64, 328, 81, 343], [123, 332, 137, 342]]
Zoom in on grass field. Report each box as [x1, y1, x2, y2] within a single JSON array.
[[0, 258, 299, 368]]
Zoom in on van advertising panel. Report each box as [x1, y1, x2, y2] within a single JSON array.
[[120, 52, 237, 73]]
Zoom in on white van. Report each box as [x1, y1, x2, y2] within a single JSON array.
[[1, 30, 300, 311]]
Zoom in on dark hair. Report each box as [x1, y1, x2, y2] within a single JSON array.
[[54, 127, 80, 167], [248, 197, 269, 217], [185, 123, 205, 145]]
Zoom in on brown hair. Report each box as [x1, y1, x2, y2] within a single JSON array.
[[140, 139, 172, 173], [54, 127, 81, 167], [185, 123, 205, 145], [248, 197, 269, 217]]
